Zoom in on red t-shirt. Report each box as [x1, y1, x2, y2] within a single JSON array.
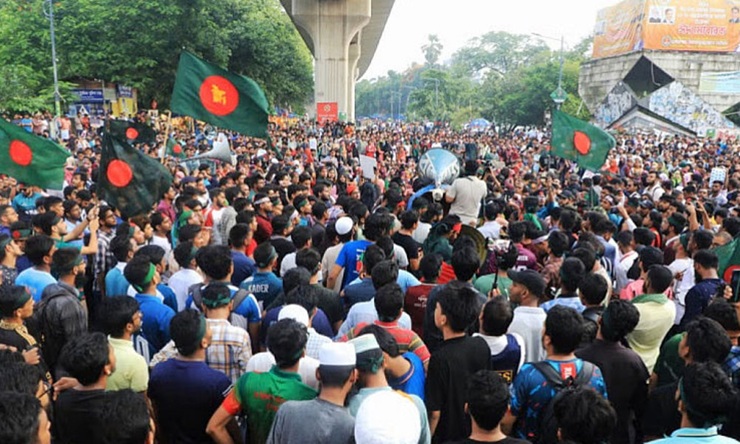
[[404, 283, 438, 337]]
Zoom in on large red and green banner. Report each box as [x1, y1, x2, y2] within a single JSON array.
[[170, 51, 270, 139]]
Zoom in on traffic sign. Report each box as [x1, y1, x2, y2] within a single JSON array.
[[550, 87, 567, 104]]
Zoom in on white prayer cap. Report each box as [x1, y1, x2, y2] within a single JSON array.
[[335, 216, 354, 235], [354, 391, 421, 444], [348, 334, 380, 355], [318, 343, 356, 367], [277, 304, 309, 327]]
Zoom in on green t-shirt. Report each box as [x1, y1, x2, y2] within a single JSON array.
[[236, 366, 317, 444], [474, 274, 513, 298], [653, 333, 684, 387]]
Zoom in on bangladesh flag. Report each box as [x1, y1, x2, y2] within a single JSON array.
[[170, 51, 269, 139], [551, 110, 615, 172], [165, 137, 185, 159], [0, 117, 69, 189], [716, 238, 740, 283], [98, 134, 173, 218], [106, 120, 158, 145]]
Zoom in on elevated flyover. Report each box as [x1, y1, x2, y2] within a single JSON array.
[[281, 0, 395, 121]]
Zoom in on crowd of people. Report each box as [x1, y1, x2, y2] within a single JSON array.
[[1, 109, 740, 444]]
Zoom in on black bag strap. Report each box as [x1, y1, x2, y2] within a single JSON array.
[[532, 361, 594, 388], [230, 289, 249, 313], [189, 283, 203, 308]]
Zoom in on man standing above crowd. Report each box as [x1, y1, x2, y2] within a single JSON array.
[[445, 160, 487, 226]]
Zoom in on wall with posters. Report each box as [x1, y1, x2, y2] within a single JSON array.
[[592, 0, 740, 58], [594, 82, 639, 127], [648, 81, 735, 135]]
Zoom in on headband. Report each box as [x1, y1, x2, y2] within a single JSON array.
[[50, 215, 62, 226], [451, 223, 463, 234], [253, 197, 270, 206], [202, 288, 232, 308], [188, 246, 199, 264], [532, 234, 549, 245], [132, 263, 156, 293], [11, 288, 31, 311], [195, 315, 207, 343], [294, 197, 308, 208], [257, 246, 278, 268]]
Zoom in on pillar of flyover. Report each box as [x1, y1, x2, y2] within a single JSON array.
[[291, 0, 371, 121], [347, 39, 361, 122]]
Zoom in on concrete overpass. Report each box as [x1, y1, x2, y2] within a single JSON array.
[[280, 0, 395, 121]]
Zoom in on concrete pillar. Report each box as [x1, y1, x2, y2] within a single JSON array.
[[347, 37, 361, 122], [291, 0, 371, 121]]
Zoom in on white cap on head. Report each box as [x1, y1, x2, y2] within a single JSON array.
[[348, 334, 380, 355], [318, 343, 356, 367], [354, 391, 421, 444], [335, 216, 354, 236], [277, 304, 309, 327]]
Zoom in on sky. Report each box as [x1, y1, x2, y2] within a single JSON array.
[[362, 0, 618, 80]]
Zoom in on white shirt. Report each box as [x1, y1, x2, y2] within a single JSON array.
[[412, 223, 432, 244], [167, 268, 204, 311], [337, 299, 413, 339], [668, 257, 694, 325], [478, 221, 502, 240], [150, 234, 172, 257], [245, 352, 319, 389], [508, 306, 547, 363], [281, 252, 324, 281], [474, 332, 526, 372]]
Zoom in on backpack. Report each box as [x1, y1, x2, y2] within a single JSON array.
[[188, 283, 251, 330], [532, 360, 595, 444]]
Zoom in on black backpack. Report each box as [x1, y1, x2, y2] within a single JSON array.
[[532, 360, 595, 444]]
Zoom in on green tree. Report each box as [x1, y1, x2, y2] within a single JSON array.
[[0, 0, 313, 113]]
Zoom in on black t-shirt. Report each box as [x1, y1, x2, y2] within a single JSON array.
[[270, 237, 296, 275], [313, 284, 343, 330], [392, 232, 420, 260], [0, 328, 32, 351], [576, 340, 650, 444], [426, 335, 492, 443], [642, 381, 680, 439], [446, 438, 530, 444], [54, 389, 109, 444]]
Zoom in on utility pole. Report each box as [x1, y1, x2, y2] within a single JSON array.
[[43, 0, 62, 118], [532, 33, 566, 109]]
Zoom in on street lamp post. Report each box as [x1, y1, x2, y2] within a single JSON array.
[[43, 0, 62, 118], [532, 32, 566, 109], [424, 78, 440, 110]]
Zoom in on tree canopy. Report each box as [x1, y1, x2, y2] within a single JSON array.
[[356, 31, 592, 129], [0, 0, 313, 113]]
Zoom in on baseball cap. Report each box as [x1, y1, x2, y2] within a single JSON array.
[[335, 216, 354, 236], [558, 190, 575, 200], [507, 269, 546, 297]]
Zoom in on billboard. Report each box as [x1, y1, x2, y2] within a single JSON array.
[[592, 0, 740, 58], [592, 0, 646, 58], [643, 0, 740, 52]]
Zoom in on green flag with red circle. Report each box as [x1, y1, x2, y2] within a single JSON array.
[[106, 120, 158, 146], [98, 133, 173, 218], [0, 117, 69, 189], [165, 137, 186, 159], [170, 51, 269, 139], [551, 110, 615, 172], [715, 238, 740, 284]]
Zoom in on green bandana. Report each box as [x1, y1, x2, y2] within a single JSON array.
[[132, 263, 156, 293], [195, 315, 207, 343]]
